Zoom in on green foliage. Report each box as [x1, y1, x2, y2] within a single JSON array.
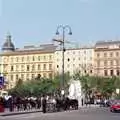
[[9, 71, 120, 99], [8, 73, 71, 97], [73, 73, 120, 98]]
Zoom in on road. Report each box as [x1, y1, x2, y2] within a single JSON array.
[[0, 107, 120, 120]]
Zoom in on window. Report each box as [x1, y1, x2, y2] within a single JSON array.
[[11, 75, 13, 81], [21, 65, 24, 71], [11, 57, 13, 62], [38, 56, 41, 61], [49, 55, 52, 60], [116, 52, 119, 57], [104, 53, 107, 57], [32, 65, 35, 71], [38, 64, 41, 70], [97, 61, 100, 67], [16, 74, 19, 80], [27, 74, 29, 79], [110, 61, 113, 66], [116, 70, 119, 76], [116, 60, 119, 66], [68, 58, 70, 62], [43, 56, 46, 60], [37, 74, 41, 79], [104, 60, 107, 66], [110, 70, 113, 76], [90, 70, 92, 74], [27, 65, 30, 71], [97, 53, 100, 57], [16, 57, 18, 62], [49, 73, 52, 78], [16, 65, 19, 71], [78, 58, 80, 60], [32, 74, 34, 78], [49, 64, 52, 70], [110, 52, 113, 57], [33, 56, 35, 61], [104, 70, 108, 76], [11, 66, 14, 71], [27, 56, 29, 61], [22, 57, 24, 62], [43, 73, 46, 77], [73, 58, 75, 61], [43, 64, 46, 70], [57, 65, 59, 68], [84, 51, 86, 54]]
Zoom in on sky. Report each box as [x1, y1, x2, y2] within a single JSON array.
[[0, 0, 120, 48]]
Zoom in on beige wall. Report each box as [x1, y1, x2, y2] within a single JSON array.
[[94, 49, 120, 76], [0, 52, 54, 89]]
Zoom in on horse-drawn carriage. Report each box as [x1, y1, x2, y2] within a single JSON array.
[[46, 97, 78, 112]]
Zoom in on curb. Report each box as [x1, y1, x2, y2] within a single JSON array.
[[0, 110, 42, 116]]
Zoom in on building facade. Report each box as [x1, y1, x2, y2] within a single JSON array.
[[94, 41, 120, 76], [2, 33, 120, 89], [54, 48, 94, 76], [0, 34, 56, 89]]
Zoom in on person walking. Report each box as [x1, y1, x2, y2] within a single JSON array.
[[42, 95, 47, 113]]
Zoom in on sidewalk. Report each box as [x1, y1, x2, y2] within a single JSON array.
[[0, 109, 42, 116], [0, 105, 100, 116], [79, 104, 100, 108]]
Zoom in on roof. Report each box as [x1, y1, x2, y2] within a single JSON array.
[[1, 33, 15, 51], [95, 40, 120, 46], [0, 44, 57, 56]]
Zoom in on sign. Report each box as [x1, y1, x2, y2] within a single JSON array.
[[0, 76, 4, 86]]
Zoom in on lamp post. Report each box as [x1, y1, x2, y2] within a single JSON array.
[[54, 25, 72, 96]]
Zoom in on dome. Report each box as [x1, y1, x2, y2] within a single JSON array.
[[2, 33, 15, 51]]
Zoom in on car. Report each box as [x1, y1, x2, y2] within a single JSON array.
[[110, 100, 120, 112]]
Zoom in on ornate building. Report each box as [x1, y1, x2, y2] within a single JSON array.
[[54, 47, 94, 76], [0, 33, 56, 89], [94, 41, 120, 76]]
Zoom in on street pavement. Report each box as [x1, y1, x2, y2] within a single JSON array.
[[0, 107, 120, 120]]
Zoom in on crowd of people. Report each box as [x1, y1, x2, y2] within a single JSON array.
[[0, 95, 79, 113]]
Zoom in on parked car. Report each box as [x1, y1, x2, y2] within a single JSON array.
[[110, 100, 120, 112]]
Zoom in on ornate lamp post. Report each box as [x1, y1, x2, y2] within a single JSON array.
[[54, 25, 72, 96]]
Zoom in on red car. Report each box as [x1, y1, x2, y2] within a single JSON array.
[[110, 100, 120, 112]]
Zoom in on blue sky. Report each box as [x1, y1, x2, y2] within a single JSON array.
[[0, 0, 120, 48]]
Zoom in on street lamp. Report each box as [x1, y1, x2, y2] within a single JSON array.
[[54, 25, 72, 95]]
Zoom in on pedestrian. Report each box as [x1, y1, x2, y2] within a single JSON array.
[[42, 95, 47, 113], [81, 98, 84, 106], [8, 96, 14, 112]]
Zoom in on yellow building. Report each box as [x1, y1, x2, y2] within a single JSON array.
[[94, 41, 120, 77], [0, 34, 56, 89]]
